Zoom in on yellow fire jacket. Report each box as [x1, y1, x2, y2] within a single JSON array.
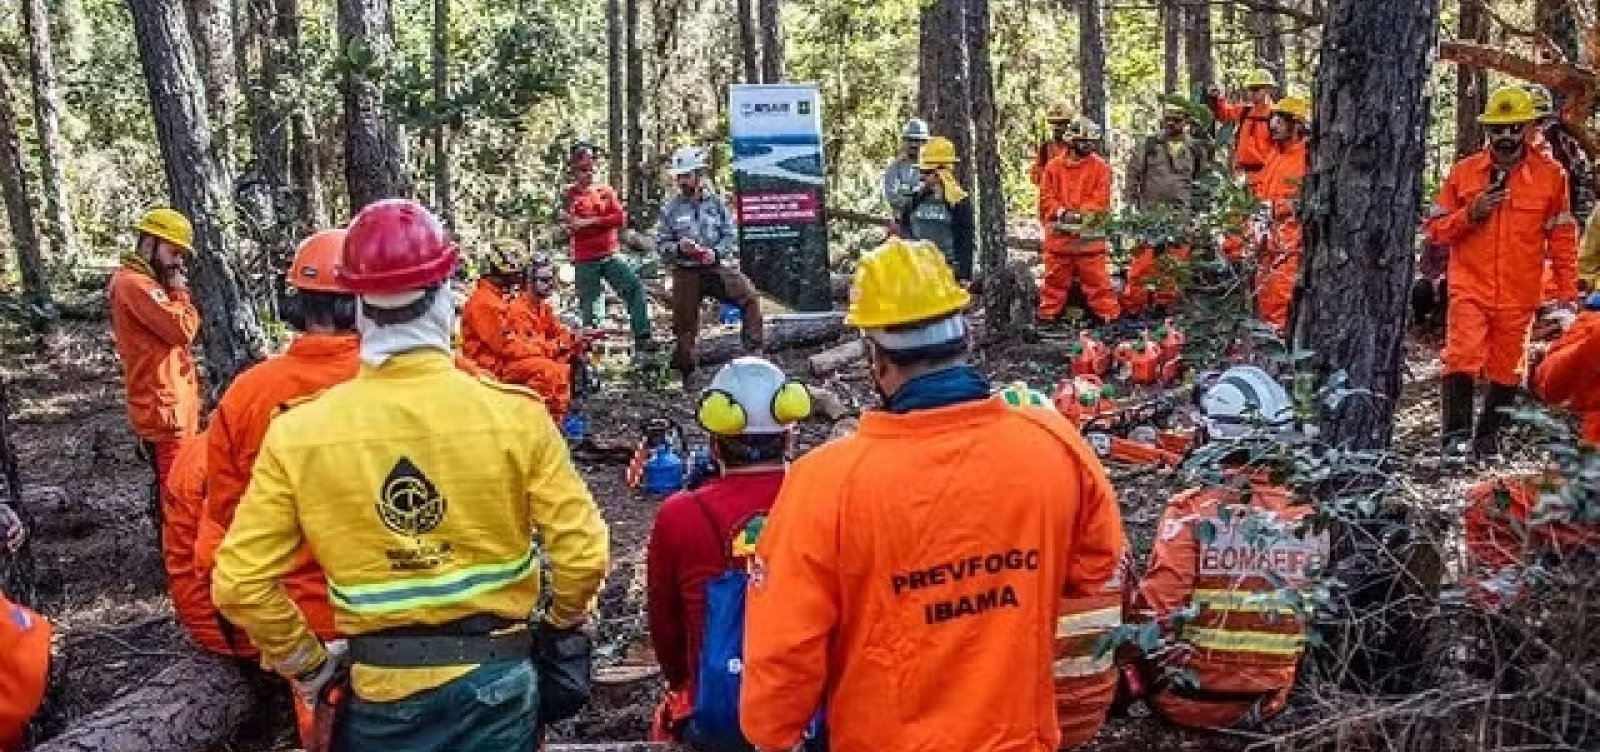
[[212, 350, 609, 701]]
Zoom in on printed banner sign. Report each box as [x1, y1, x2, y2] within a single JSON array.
[[729, 83, 831, 311]]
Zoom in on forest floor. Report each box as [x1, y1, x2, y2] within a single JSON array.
[[1, 299, 1553, 751]]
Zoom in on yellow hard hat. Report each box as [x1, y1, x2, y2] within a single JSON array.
[[1046, 103, 1075, 123], [135, 207, 194, 253], [1479, 86, 1539, 125], [1065, 116, 1102, 141], [845, 238, 970, 329], [1520, 83, 1554, 118], [917, 136, 959, 169], [1243, 68, 1277, 89], [1272, 95, 1311, 122]]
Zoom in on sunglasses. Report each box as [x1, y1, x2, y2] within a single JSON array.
[[532, 275, 556, 284], [1485, 124, 1525, 138]]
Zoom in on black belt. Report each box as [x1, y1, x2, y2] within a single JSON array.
[[349, 628, 532, 668]]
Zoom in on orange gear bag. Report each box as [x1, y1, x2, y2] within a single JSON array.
[[0, 593, 51, 752]]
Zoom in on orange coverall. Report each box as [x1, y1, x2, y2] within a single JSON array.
[[740, 397, 1126, 752], [0, 593, 49, 752], [501, 294, 576, 419], [1531, 310, 1600, 446], [1038, 152, 1120, 323], [1463, 476, 1600, 605], [163, 434, 235, 655], [195, 334, 359, 645], [1134, 483, 1329, 729], [1424, 146, 1579, 386], [1210, 99, 1276, 183], [108, 264, 203, 443], [1252, 138, 1308, 332], [460, 279, 513, 373]]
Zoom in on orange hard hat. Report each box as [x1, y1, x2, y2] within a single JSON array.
[[287, 229, 351, 293]]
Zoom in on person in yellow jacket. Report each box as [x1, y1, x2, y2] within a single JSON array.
[[739, 238, 1127, 752], [212, 199, 610, 752]]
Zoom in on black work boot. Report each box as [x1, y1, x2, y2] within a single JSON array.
[[1440, 373, 1476, 458], [1472, 383, 1519, 460]]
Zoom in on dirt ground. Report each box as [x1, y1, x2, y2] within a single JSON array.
[[0, 310, 1554, 751]]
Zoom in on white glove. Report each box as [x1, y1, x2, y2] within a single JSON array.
[[292, 639, 349, 705]]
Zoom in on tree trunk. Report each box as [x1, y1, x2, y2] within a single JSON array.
[[432, 0, 453, 228], [736, 0, 759, 83], [1249, 7, 1286, 91], [607, 0, 625, 188], [1290, 0, 1438, 451], [0, 377, 37, 604], [0, 59, 48, 308], [184, 0, 239, 175], [1077, 0, 1107, 136], [970, 0, 1016, 334], [1454, 0, 1488, 160], [338, 0, 411, 213], [33, 654, 253, 752], [20, 0, 77, 268], [758, 0, 785, 83], [1162, 0, 1181, 95], [624, 0, 645, 209], [1535, 0, 1581, 65], [1183, 0, 1214, 95], [918, 0, 974, 189], [128, 0, 264, 388]]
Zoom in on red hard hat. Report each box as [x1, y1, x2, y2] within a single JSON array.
[[287, 229, 350, 293], [338, 199, 460, 295]]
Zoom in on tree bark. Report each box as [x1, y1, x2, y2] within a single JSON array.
[[1249, 7, 1286, 91], [0, 59, 48, 308], [20, 0, 77, 267], [1454, 0, 1488, 161], [432, 0, 453, 228], [128, 0, 264, 388], [1078, 0, 1107, 136], [1289, 0, 1439, 451], [624, 0, 646, 209], [970, 0, 1017, 334], [758, 0, 785, 83], [184, 0, 239, 175], [737, 0, 759, 83], [1163, 0, 1181, 95], [338, 0, 411, 212], [918, 0, 974, 189], [33, 654, 253, 752], [607, 0, 626, 188], [1535, 0, 1581, 65], [1183, 0, 1214, 94]]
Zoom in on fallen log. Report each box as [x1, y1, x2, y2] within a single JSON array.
[[695, 312, 845, 366], [35, 653, 253, 752], [808, 339, 865, 376]]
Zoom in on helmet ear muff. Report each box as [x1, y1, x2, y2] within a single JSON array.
[[771, 381, 813, 424], [698, 389, 748, 436]]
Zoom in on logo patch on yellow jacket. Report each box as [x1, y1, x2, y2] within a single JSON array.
[[378, 457, 448, 537]]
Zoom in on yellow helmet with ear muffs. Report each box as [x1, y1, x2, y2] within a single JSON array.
[[697, 356, 812, 436]]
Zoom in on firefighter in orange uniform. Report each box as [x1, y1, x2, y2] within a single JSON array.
[[1462, 473, 1600, 606], [196, 230, 358, 646], [162, 433, 237, 656], [1030, 103, 1077, 186], [502, 255, 578, 420], [110, 208, 203, 525], [1133, 366, 1330, 730], [1425, 86, 1579, 458], [1531, 293, 1600, 447], [740, 238, 1126, 752], [1251, 95, 1310, 333], [0, 504, 48, 752], [460, 245, 523, 374], [1207, 69, 1278, 188], [1038, 117, 1120, 326]]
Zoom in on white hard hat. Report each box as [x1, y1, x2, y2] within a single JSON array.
[[903, 118, 931, 141], [697, 357, 812, 435], [669, 146, 708, 177], [1199, 365, 1296, 441]]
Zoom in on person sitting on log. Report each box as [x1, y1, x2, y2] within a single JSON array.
[[501, 255, 580, 420], [459, 244, 525, 375], [0, 503, 50, 752]]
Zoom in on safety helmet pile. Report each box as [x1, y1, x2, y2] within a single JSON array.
[[846, 237, 970, 338], [669, 146, 709, 176], [136, 208, 195, 254], [1198, 365, 1297, 441], [698, 356, 812, 436], [1479, 86, 1540, 126], [1243, 68, 1278, 90], [902, 118, 932, 141], [916, 137, 959, 170], [287, 229, 351, 294], [338, 199, 460, 298]]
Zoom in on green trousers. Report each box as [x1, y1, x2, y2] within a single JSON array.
[[336, 660, 538, 752], [575, 255, 652, 344]]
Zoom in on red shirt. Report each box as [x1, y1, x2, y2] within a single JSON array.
[[646, 469, 785, 691], [565, 182, 628, 263]]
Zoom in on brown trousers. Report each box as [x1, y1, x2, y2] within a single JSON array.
[[670, 265, 764, 376]]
